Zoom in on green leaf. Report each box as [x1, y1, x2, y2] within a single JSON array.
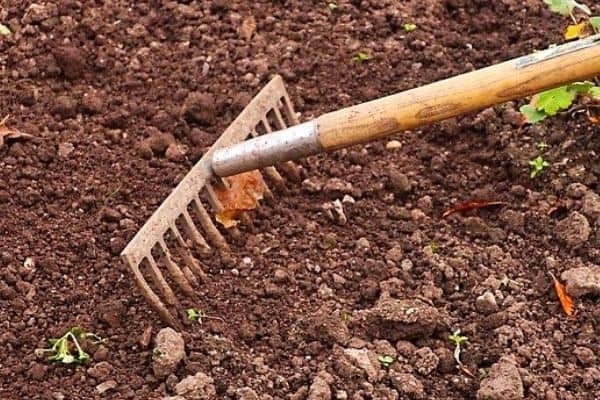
[[567, 81, 594, 94], [377, 355, 395, 366], [529, 156, 550, 178], [186, 308, 200, 321], [520, 104, 548, 124], [62, 354, 76, 364], [353, 52, 370, 62], [449, 331, 468, 346], [535, 86, 576, 116], [543, 0, 591, 16], [0, 24, 10, 37], [402, 23, 417, 32], [588, 86, 600, 100], [590, 16, 600, 30]]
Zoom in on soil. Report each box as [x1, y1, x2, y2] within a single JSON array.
[[1, 0, 599, 399]]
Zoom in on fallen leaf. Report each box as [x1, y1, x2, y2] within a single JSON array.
[[564, 21, 588, 40], [588, 115, 600, 124], [0, 116, 34, 149], [239, 16, 256, 40], [549, 272, 574, 316], [214, 170, 267, 228], [442, 200, 507, 218]]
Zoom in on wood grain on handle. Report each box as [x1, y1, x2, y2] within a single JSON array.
[[316, 38, 600, 150]]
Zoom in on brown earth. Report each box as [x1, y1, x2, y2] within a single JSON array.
[[1, 0, 599, 399]]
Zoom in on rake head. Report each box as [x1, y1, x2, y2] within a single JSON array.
[[121, 75, 301, 329]]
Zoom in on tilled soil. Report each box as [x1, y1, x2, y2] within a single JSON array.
[[1, 0, 599, 399]]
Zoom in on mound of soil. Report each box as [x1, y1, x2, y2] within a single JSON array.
[[1, 0, 599, 399]]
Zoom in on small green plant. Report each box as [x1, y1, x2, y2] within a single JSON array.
[[544, 0, 590, 19], [36, 327, 107, 365], [529, 155, 550, 178], [377, 355, 395, 367], [186, 307, 224, 324], [328, 2, 339, 12], [536, 141, 550, 151], [0, 24, 10, 37], [353, 52, 370, 63], [425, 241, 439, 254], [402, 23, 417, 32], [521, 1, 600, 123], [448, 329, 468, 365], [520, 81, 600, 123]]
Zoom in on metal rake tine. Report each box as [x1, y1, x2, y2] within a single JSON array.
[[170, 225, 209, 284], [192, 195, 230, 252], [129, 262, 181, 329], [181, 210, 211, 254], [145, 254, 179, 307], [158, 238, 197, 299], [280, 93, 300, 124]]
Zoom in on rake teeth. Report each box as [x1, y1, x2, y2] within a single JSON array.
[[120, 75, 301, 329]]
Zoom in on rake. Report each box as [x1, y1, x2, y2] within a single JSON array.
[[121, 35, 600, 329]]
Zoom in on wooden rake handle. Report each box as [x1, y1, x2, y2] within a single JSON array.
[[211, 35, 600, 177], [317, 34, 600, 150]]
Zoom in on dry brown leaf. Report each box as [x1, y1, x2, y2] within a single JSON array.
[[588, 115, 600, 124], [0, 115, 34, 149], [214, 170, 267, 228], [441, 200, 507, 218], [549, 272, 575, 317]]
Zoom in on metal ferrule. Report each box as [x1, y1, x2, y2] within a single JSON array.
[[211, 121, 321, 177]]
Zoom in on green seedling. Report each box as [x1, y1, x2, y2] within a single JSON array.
[[353, 52, 370, 63], [186, 307, 225, 324], [520, 81, 600, 124], [377, 355, 395, 367], [36, 326, 107, 365], [402, 23, 417, 32], [448, 329, 468, 365], [425, 241, 439, 254], [544, 0, 590, 20], [328, 2, 339, 12], [0, 24, 10, 37], [529, 155, 550, 178], [536, 141, 550, 151]]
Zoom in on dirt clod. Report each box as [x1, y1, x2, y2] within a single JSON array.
[[153, 328, 185, 379], [165, 143, 188, 162], [181, 92, 216, 126], [413, 347, 439, 376], [555, 211, 591, 247], [341, 348, 381, 383], [87, 361, 113, 380], [477, 357, 523, 400], [390, 372, 424, 399], [561, 266, 600, 297], [476, 291, 499, 315], [305, 303, 350, 346], [353, 296, 442, 341], [174, 372, 216, 399], [308, 371, 333, 400], [52, 46, 85, 80]]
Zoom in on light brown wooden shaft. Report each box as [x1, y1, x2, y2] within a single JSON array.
[[317, 40, 600, 150]]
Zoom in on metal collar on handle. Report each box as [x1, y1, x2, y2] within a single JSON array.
[[211, 121, 321, 177]]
